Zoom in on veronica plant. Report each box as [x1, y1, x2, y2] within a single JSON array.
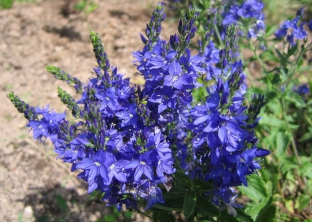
[[8, 2, 272, 221], [242, 8, 312, 221]]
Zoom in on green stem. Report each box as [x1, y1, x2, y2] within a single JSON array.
[[304, 113, 312, 127], [279, 98, 301, 166], [287, 42, 312, 85], [214, 24, 224, 48], [240, 55, 255, 87], [249, 41, 267, 72], [153, 204, 182, 212]]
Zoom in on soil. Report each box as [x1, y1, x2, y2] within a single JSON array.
[[0, 0, 177, 221]]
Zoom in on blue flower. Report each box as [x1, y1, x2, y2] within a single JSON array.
[[275, 9, 307, 45], [27, 105, 65, 142], [73, 149, 109, 193], [104, 152, 127, 185], [96, 87, 120, 112], [143, 186, 165, 210], [124, 150, 156, 181], [218, 192, 243, 217], [294, 84, 309, 96], [115, 105, 138, 128], [163, 60, 193, 90]]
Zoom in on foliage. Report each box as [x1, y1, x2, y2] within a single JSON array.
[[74, 0, 98, 19], [167, 0, 312, 221], [7, 0, 312, 222], [0, 0, 35, 9], [0, 0, 14, 9]]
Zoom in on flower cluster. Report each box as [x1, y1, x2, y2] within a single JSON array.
[[275, 8, 309, 46], [8, 2, 270, 213], [221, 0, 265, 38]]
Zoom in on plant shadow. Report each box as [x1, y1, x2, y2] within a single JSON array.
[[19, 182, 133, 222]]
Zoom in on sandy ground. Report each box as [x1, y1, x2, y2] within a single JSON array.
[[0, 0, 176, 221]]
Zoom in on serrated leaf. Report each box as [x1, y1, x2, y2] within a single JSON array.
[[193, 180, 214, 192], [162, 197, 185, 209], [260, 113, 286, 129], [255, 205, 276, 222], [266, 25, 277, 37], [284, 92, 306, 108], [260, 49, 279, 63], [163, 185, 187, 200], [275, 48, 286, 64], [152, 211, 175, 222], [219, 211, 239, 222], [256, 197, 273, 218], [295, 194, 310, 211], [153, 204, 182, 212], [174, 171, 192, 188], [297, 56, 304, 68], [183, 190, 196, 218], [270, 74, 281, 84], [279, 156, 298, 174], [299, 131, 312, 142], [298, 161, 312, 179], [236, 209, 254, 222], [276, 131, 291, 155], [238, 174, 267, 202], [287, 43, 298, 57], [265, 91, 278, 102], [196, 196, 220, 217], [245, 198, 269, 220]]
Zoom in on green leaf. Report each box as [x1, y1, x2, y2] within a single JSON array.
[[192, 87, 207, 103], [270, 73, 281, 85], [295, 194, 310, 211], [193, 180, 214, 192], [0, 0, 14, 9], [284, 92, 306, 108], [196, 196, 220, 217], [287, 43, 298, 57], [260, 49, 279, 63], [153, 204, 182, 212], [236, 209, 254, 222], [299, 131, 312, 142], [245, 198, 270, 220], [299, 161, 312, 179], [265, 91, 278, 102], [162, 196, 184, 209], [218, 211, 239, 222], [279, 156, 298, 174], [275, 48, 286, 65], [266, 25, 277, 37], [86, 2, 98, 13], [183, 190, 196, 218], [152, 211, 175, 222], [276, 131, 291, 155], [238, 174, 267, 202], [55, 194, 68, 211], [174, 171, 192, 188], [255, 204, 276, 222], [163, 185, 187, 200], [75, 0, 87, 11], [104, 214, 116, 222], [260, 113, 287, 129], [297, 56, 304, 68], [256, 197, 274, 218]]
